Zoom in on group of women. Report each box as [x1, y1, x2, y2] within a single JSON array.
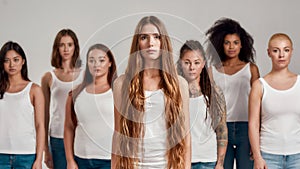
[[0, 15, 299, 169]]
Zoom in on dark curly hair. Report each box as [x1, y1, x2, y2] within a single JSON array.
[[205, 18, 255, 63]]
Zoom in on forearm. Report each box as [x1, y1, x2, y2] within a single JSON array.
[[64, 126, 76, 162], [215, 122, 228, 166], [35, 123, 45, 161], [249, 123, 261, 160], [185, 134, 191, 169]]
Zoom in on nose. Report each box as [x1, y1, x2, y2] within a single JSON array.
[[279, 50, 284, 58], [149, 36, 155, 47], [189, 63, 195, 70], [9, 60, 14, 67], [64, 45, 69, 52]]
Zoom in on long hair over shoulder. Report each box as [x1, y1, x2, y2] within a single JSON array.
[[177, 40, 223, 129], [116, 16, 187, 168], [0, 41, 30, 99]]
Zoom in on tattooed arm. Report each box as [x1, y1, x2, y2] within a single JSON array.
[[213, 85, 228, 168]]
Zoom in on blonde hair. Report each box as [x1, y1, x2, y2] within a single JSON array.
[[116, 16, 186, 168], [268, 33, 293, 48]]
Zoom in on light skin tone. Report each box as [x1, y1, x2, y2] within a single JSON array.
[[41, 35, 81, 168], [249, 36, 296, 169], [112, 23, 191, 169], [4, 50, 45, 169], [181, 50, 227, 169], [64, 49, 111, 169], [217, 33, 260, 85]]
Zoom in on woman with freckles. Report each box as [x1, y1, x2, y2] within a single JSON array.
[[249, 33, 300, 169]]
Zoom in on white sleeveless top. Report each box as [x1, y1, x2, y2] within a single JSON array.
[[190, 96, 217, 163], [212, 63, 251, 122], [74, 88, 114, 159], [49, 70, 83, 138], [137, 89, 167, 168], [0, 82, 36, 154], [260, 76, 300, 155]]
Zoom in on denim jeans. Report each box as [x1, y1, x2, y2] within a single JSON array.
[[0, 153, 35, 169], [50, 136, 67, 169], [75, 156, 111, 169], [224, 122, 253, 169], [261, 151, 300, 169], [192, 161, 216, 169]]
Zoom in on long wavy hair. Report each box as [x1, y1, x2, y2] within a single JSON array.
[[51, 29, 81, 68], [116, 16, 186, 168], [0, 41, 30, 99], [205, 18, 255, 64], [72, 43, 117, 101], [177, 40, 222, 129]]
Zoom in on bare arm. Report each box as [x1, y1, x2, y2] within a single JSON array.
[[214, 85, 228, 168], [249, 79, 267, 169], [31, 84, 46, 169], [111, 75, 124, 169], [41, 72, 54, 168], [178, 76, 191, 169], [250, 63, 260, 86], [64, 94, 78, 169]]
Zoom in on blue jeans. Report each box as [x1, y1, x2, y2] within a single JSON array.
[[50, 137, 67, 169], [75, 156, 111, 169], [0, 153, 35, 169], [224, 122, 253, 169], [192, 161, 216, 169], [261, 151, 300, 169]]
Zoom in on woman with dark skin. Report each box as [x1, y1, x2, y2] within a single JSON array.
[[206, 18, 260, 169]]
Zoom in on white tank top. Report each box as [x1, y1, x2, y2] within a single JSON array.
[[49, 70, 83, 138], [74, 88, 114, 159], [0, 82, 36, 154], [190, 96, 217, 163], [137, 89, 167, 168], [212, 63, 251, 122], [260, 76, 300, 155]]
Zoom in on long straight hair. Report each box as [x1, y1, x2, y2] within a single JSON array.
[[117, 16, 187, 168], [0, 41, 30, 99]]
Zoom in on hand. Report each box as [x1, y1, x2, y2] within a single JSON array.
[[44, 149, 53, 168], [215, 163, 224, 169], [32, 160, 42, 169], [254, 157, 268, 169], [67, 160, 78, 169]]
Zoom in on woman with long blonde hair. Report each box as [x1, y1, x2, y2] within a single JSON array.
[[111, 16, 191, 169]]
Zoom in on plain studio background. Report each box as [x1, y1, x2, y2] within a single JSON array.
[[0, 0, 299, 168]]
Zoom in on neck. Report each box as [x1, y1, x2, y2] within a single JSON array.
[[93, 76, 108, 85], [270, 67, 291, 76], [61, 60, 73, 72], [143, 68, 160, 78], [223, 57, 241, 66], [8, 74, 24, 85], [188, 79, 202, 98]]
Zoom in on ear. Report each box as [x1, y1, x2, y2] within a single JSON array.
[[109, 61, 112, 67], [22, 59, 25, 65], [267, 49, 271, 57]]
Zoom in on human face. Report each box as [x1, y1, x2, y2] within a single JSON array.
[[138, 24, 161, 62], [223, 34, 242, 58], [3, 50, 25, 76], [181, 50, 205, 83], [87, 49, 111, 79], [268, 37, 293, 69], [59, 35, 75, 61]]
